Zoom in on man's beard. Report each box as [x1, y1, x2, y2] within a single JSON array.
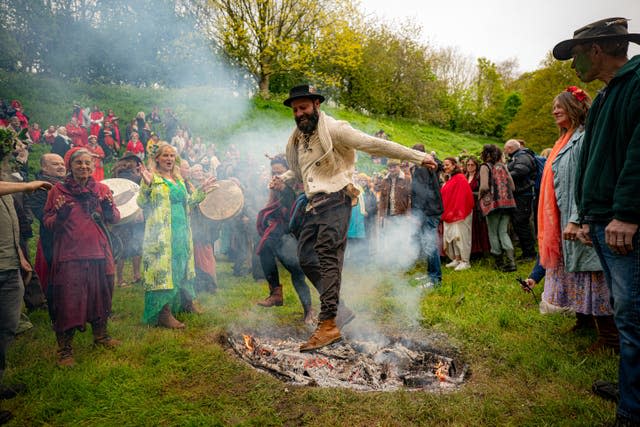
[[295, 108, 319, 135]]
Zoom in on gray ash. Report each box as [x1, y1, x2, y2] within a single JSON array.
[[228, 333, 468, 392]]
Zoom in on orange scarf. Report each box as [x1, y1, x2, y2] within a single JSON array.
[[538, 130, 573, 268]]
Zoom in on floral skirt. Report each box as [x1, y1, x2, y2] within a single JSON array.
[[542, 260, 612, 316]]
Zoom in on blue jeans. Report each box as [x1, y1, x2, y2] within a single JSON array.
[[259, 233, 311, 310], [417, 214, 442, 284], [590, 222, 640, 421], [0, 269, 24, 383]]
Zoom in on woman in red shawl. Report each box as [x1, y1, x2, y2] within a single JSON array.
[[10, 100, 28, 129], [66, 116, 87, 147], [43, 148, 121, 367], [440, 157, 475, 271], [86, 135, 105, 181], [89, 105, 104, 137]]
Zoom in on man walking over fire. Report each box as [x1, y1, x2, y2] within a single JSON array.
[[274, 85, 437, 352]]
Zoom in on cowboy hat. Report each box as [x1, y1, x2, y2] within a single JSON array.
[[283, 84, 325, 107], [553, 17, 640, 60]]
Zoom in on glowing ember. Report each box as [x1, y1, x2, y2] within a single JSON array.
[[228, 333, 467, 392], [435, 361, 448, 382], [242, 334, 255, 352]]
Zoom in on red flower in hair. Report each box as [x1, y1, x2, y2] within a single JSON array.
[[566, 86, 587, 103]]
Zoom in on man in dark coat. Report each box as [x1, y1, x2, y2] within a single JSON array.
[[504, 139, 537, 261], [554, 17, 640, 425], [25, 154, 66, 303], [411, 144, 443, 287], [51, 127, 73, 158]]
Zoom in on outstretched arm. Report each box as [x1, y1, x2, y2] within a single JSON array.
[[0, 180, 52, 196]]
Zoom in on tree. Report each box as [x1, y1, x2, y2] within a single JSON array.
[[208, 0, 341, 97], [504, 53, 603, 153], [341, 20, 448, 125]]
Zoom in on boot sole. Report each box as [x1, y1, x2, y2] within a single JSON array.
[[299, 335, 342, 352]]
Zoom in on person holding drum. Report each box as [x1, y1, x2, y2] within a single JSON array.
[[111, 154, 145, 288], [138, 143, 215, 329]]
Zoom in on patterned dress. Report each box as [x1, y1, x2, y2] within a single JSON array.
[[138, 174, 200, 324]]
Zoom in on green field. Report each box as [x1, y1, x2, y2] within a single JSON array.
[[1, 74, 618, 426], [5, 255, 618, 426]]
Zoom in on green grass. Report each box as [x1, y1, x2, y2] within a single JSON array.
[[5, 256, 618, 426], [3, 73, 616, 425]]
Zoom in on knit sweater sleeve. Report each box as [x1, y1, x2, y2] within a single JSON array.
[[331, 121, 426, 164]]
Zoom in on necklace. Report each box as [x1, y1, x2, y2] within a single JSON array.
[[302, 134, 313, 152]]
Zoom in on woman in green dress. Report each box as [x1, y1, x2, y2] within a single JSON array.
[[138, 143, 213, 328]]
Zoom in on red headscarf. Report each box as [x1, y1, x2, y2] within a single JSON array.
[[63, 147, 93, 170]]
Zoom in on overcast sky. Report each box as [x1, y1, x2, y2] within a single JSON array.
[[360, 0, 640, 72]]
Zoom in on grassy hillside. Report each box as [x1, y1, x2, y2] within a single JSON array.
[[1, 71, 495, 162]]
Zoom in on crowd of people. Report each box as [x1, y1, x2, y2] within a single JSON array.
[[0, 15, 638, 426]]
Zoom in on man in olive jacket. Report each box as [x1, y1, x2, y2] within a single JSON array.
[[554, 17, 640, 425]]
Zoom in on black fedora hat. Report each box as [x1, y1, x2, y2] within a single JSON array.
[[283, 84, 325, 107], [118, 153, 143, 165], [553, 17, 640, 60]]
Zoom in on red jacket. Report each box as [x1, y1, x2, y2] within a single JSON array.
[[441, 173, 474, 223], [66, 123, 87, 147], [43, 178, 120, 272]]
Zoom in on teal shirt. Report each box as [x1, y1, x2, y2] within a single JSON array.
[[576, 55, 640, 224]]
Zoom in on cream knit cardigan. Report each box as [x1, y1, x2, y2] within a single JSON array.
[[283, 112, 427, 197]]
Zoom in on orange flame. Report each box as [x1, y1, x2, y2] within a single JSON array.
[[242, 334, 254, 352], [435, 361, 448, 382]]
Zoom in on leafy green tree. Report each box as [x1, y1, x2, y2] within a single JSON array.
[[504, 54, 603, 153], [0, 0, 235, 87], [208, 0, 350, 97], [341, 21, 448, 125]]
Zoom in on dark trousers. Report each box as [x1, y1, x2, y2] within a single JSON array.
[[260, 234, 312, 310], [0, 269, 24, 382], [511, 192, 536, 256], [297, 196, 352, 321]]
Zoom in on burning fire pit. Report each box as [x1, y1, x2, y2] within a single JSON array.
[[228, 333, 468, 392]]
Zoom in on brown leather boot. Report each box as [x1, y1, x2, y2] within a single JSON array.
[[92, 321, 122, 348], [56, 330, 75, 367], [257, 285, 283, 307], [300, 318, 341, 352], [157, 304, 186, 329], [587, 315, 620, 354]]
